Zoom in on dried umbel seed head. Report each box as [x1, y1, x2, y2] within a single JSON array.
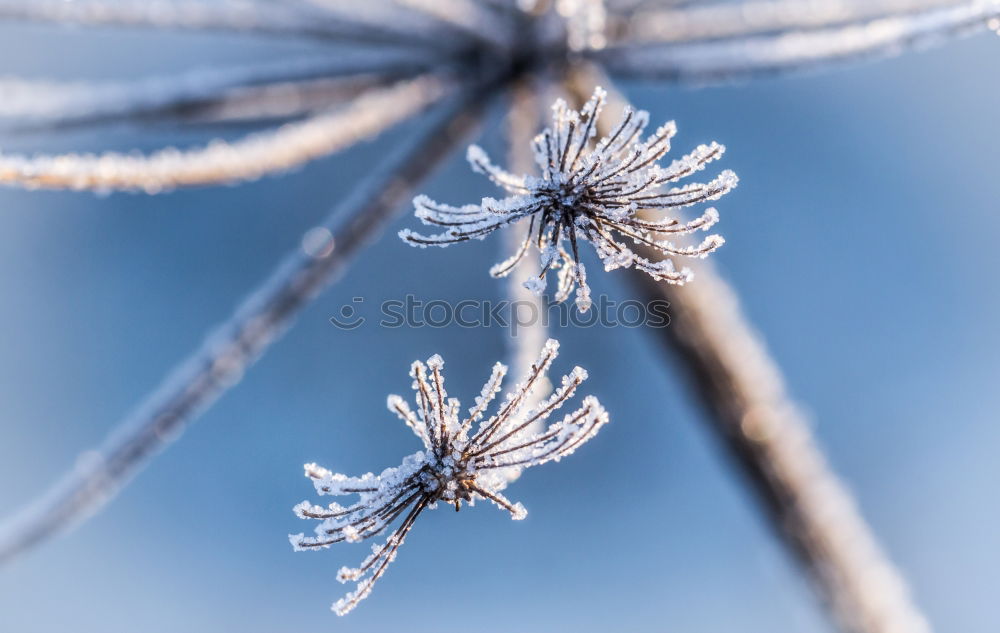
[[290, 339, 608, 615], [400, 86, 738, 312]]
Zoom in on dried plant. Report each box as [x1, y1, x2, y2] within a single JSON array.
[[401, 86, 735, 311], [290, 339, 607, 614], [0, 2, 996, 632], [0, 1, 994, 193]]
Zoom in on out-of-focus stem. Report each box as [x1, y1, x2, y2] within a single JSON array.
[[0, 84, 491, 567], [0, 56, 432, 132], [0, 0, 447, 47], [598, 0, 999, 82], [0, 76, 449, 193], [611, 0, 976, 44], [504, 80, 551, 399], [629, 259, 931, 633], [565, 68, 933, 633]]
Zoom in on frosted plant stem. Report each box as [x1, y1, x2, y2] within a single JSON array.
[[0, 84, 491, 568], [598, 0, 1000, 82], [612, 0, 978, 45], [628, 259, 934, 633], [0, 0, 444, 47], [0, 75, 450, 193], [152, 74, 409, 127], [503, 80, 551, 433], [7, 74, 406, 133], [565, 69, 933, 633], [0, 56, 432, 131]]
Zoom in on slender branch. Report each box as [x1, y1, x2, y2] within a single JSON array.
[[155, 75, 406, 128], [0, 56, 432, 132], [565, 69, 934, 633], [610, 0, 976, 44], [503, 79, 552, 434], [0, 0, 446, 47], [598, 0, 999, 82], [630, 260, 934, 633], [0, 81, 492, 567], [0, 75, 450, 192]]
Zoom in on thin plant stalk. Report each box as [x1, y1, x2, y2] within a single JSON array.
[[503, 80, 552, 417], [0, 85, 491, 566], [599, 0, 999, 82], [0, 0, 451, 48], [565, 69, 932, 633], [0, 76, 450, 193], [0, 56, 433, 132], [629, 259, 932, 633]]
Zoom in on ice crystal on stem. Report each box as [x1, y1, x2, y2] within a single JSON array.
[[290, 339, 608, 615], [400, 87, 737, 312]]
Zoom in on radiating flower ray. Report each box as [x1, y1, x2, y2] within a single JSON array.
[[476, 0, 530, 14], [0, 0, 444, 48], [612, 0, 975, 45], [608, 0, 695, 11], [1, 74, 396, 134], [290, 339, 608, 615], [600, 0, 1000, 81], [0, 55, 433, 132], [155, 74, 407, 127], [0, 75, 451, 192], [0, 81, 493, 567], [275, 0, 514, 50]]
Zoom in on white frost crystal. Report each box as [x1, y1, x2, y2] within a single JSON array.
[[400, 87, 737, 311], [290, 339, 609, 615]]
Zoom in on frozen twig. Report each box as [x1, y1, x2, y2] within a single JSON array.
[[0, 55, 432, 131], [0, 82, 491, 567], [273, 0, 509, 50], [612, 0, 976, 44], [565, 68, 934, 633], [0, 0, 444, 46], [599, 0, 1000, 81], [0, 0, 345, 38], [503, 80, 552, 432], [630, 259, 934, 633], [156, 75, 408, 127], [0, 75, 450, 192]]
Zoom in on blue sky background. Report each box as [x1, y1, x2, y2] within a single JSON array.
[[0, 20, 997, 633]]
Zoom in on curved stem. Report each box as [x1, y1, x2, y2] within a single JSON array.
[[0, 75, 450, 192], [598, 1, 999, 82], [609, 0, 977, 45], [0, 0, 448, 48], [0, 56, 433, 132]]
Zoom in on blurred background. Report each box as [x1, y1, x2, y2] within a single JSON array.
[[0, 18, 997, 633]]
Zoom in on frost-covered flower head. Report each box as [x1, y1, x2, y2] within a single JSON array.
[[400, 87, 738, 312], [290, 339, 608, 615]]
